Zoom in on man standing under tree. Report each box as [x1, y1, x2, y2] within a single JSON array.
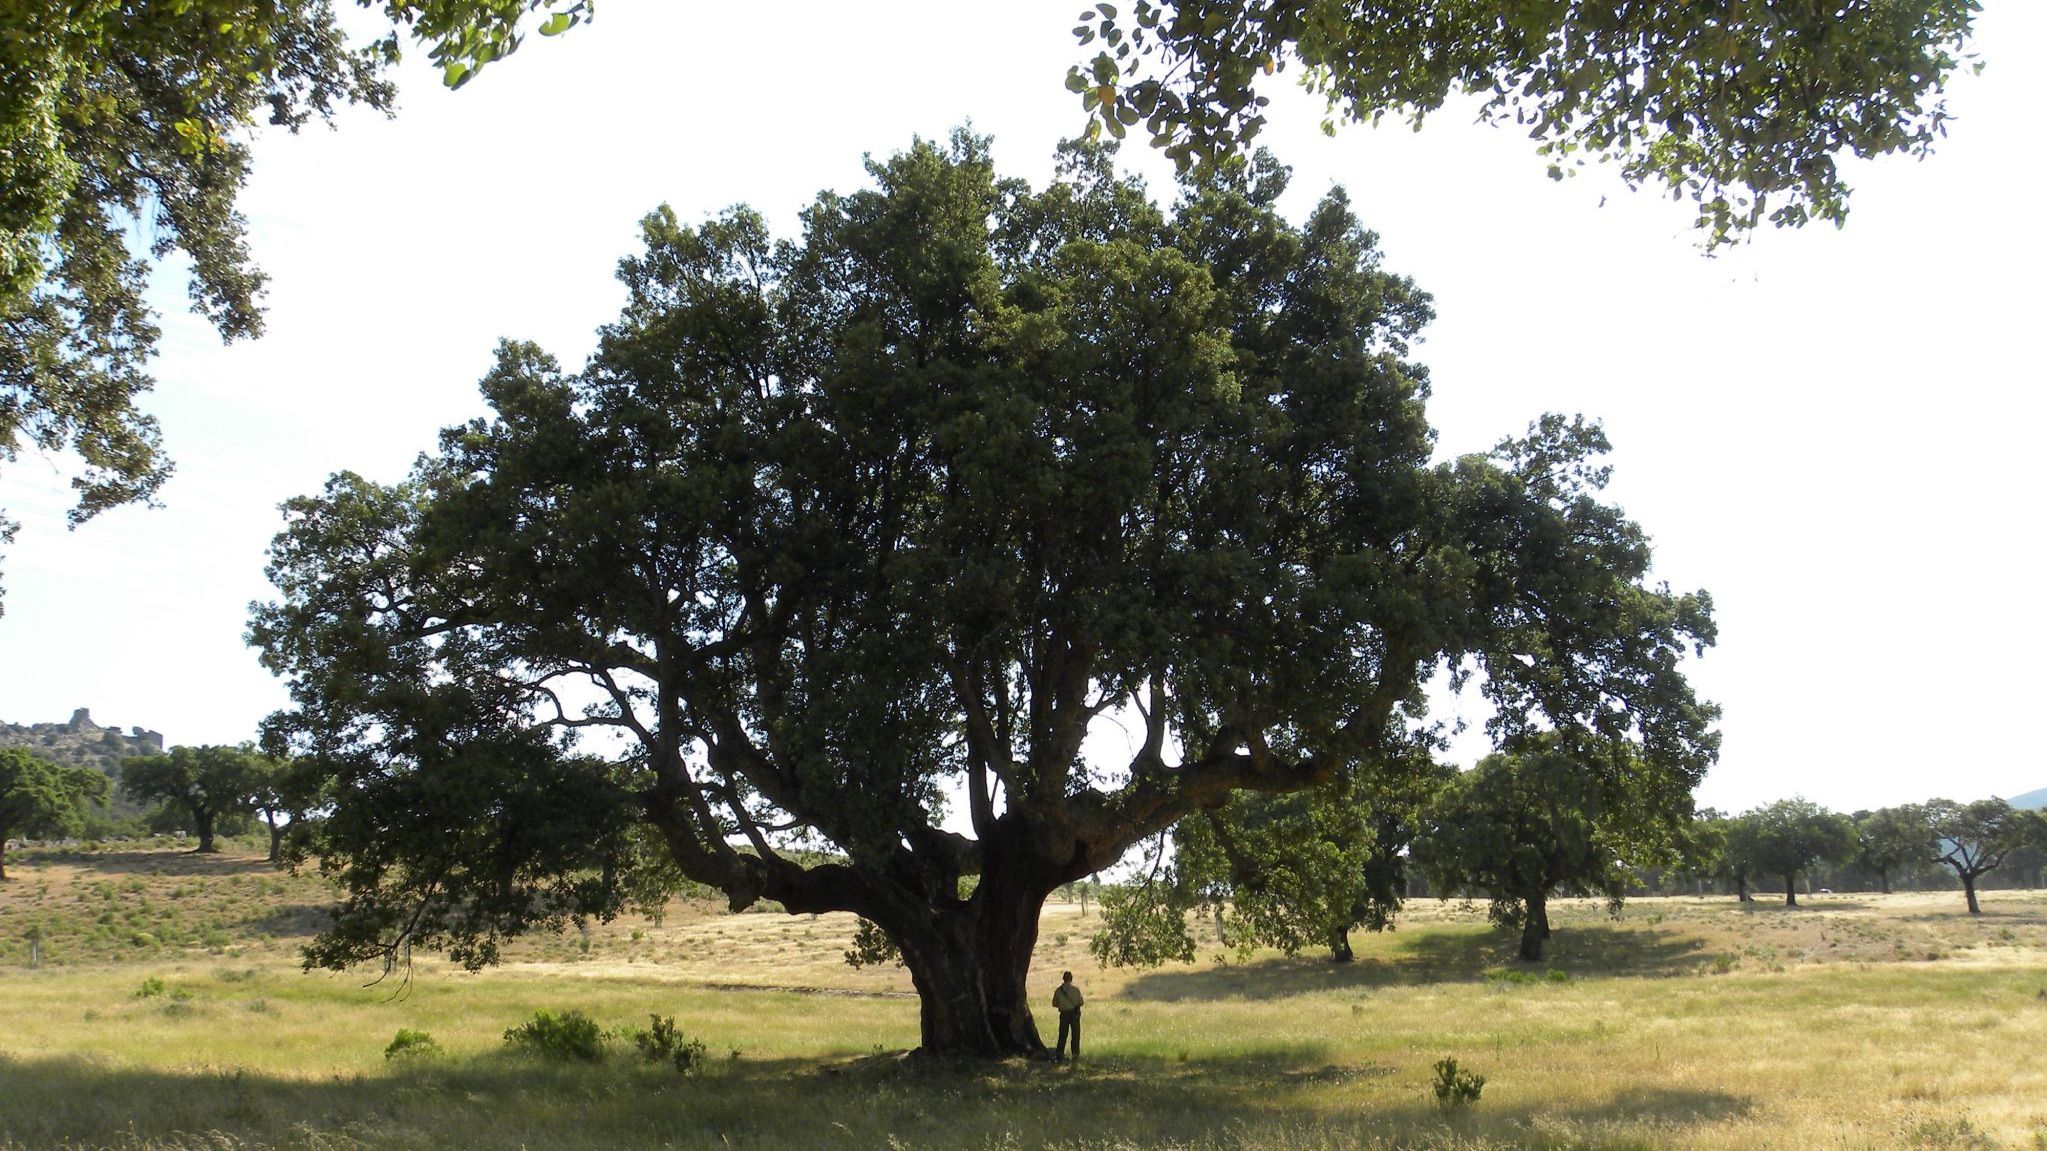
[[1052, 972, 1084, 1062]]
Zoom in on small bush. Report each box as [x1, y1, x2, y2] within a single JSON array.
[[134, 977, 166, 998], [504, 1009, 606, 1061], [1431, 1057, 1485, 1115], [385, 1029, 443, 1060], [628, 1014, 707, 1074]]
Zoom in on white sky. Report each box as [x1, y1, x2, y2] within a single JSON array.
[[1, 1, 2040, 817]]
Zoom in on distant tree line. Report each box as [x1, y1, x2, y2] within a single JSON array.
[[0, 742, 321, 865], [1094, 764, 2047, 967]]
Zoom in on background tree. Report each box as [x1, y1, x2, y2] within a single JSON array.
[[1419, 736, 1698, 962], [1852, 805, 1932, 895], [0, 746, 110, 879], [1738, 798, 1855, 908], [1925, 798, 2024, 915], [248, 753, 325, 864], [1997, 808, 2047, 891], [1661, 806, 1726, 898], [0, 0, 586, 612], [252, 137, 1716, 1057], [1713, 811, 1759, 903], [1094, 745, 1450, 966], [1070, 0, 1978, 245], [120, 744, 263, 853]]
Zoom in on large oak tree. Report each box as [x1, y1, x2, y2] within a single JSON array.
[[252, 136, 1714, 1057]]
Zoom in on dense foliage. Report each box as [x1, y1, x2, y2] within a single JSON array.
[[252, 136, 1715, 1055], [1727, 797, 1856, 907], [1070, 0, 1979, 245], [1420, 736, 1699, 961], [1852, 804, 1933, 896], [1925, 797, 2034, 915], [0, 0, 586, 610], [0, 746, 110, 878], [119, 744, 272, 853], [1093, 748, 1450, 965]]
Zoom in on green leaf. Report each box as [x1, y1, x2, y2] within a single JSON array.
[[538, 13, 572, 36]]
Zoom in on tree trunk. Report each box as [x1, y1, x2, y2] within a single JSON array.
[[1518, 894, 1547, 962], [0, 836, 10, 881], [266, 817, 285, 864], [194, 809, 219, 854], [1327, 923, 1354, 963], [886, 864, 1055, 1057], [1877, 868, 1891, 895], [1963, 875, 1980, 915], [1782, 873, 1797, 908]]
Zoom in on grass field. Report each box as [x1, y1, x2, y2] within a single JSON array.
[[2, 842, 2044, 1150]]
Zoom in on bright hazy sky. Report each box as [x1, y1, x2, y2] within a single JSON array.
[[1, 2, 2040, 817]]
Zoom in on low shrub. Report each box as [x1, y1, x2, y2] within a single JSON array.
[[504, 1009, 606, 1061], [385, 1029, 442, 1060], [1431, 1057, 1485, 1115], [627, 1014, 707, 1074]]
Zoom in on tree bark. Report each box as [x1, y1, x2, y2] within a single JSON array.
[[1963, 875, 1980, 915], [194, 809, 219, 854], [265, 817, 285, 864], [1327, 923, 1354, 963], [1877, 868, 1891, 895], [0, 836, 10, 881], [1782, 873, 1797, 908], [1518, 893, 1547, 962], [887, 867, 1055, 1057]]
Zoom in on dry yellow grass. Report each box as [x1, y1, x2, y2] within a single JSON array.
[[2, 845, 2044, 1150]]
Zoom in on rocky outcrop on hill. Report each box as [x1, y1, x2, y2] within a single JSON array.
[[0, 708, 166, 781]]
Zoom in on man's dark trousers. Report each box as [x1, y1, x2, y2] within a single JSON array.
[[1057, 1009, 1081, 1060]]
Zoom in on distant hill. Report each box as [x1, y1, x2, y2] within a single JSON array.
[[2007, 787, 2047, 811], [0, 709, 165, 813]]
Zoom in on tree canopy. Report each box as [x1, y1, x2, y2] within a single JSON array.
[[1925, 797, 2027, 915], [0, 0, 586, 612], [120, 743, 267, 853], [1421, 735, 1698, 961], [1852, 804, 1932, 895], [0, 746, 111, 879], [252, 135, 1716, 1057], [1735, 797, 1855, 907], [1092, 743, 1449, 966], [1069, 0, 1979, 244]]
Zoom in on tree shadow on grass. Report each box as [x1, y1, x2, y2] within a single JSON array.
[[0, 1044, 1758, 1151], [1885, 902, 2043, 925], [0, 1046, 1367, 1150], [1590, 1085, 1754, 1124], [238, 901, 333, 938], [19, 848, 280, 878], [1120, 925, 1711, 1002]]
